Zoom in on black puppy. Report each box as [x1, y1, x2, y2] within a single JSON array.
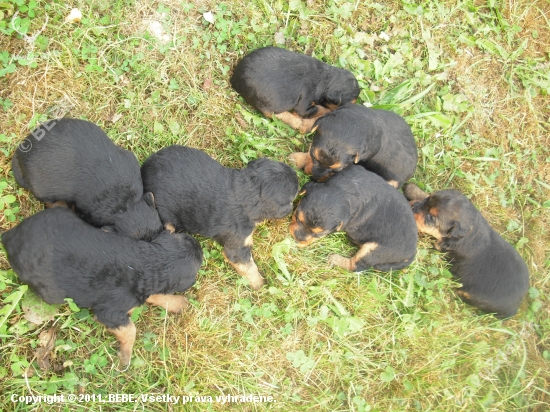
[[290, 166, 418, 272], [404, 183, 530, 318], [1, 207, 203, 365], [141, 145, 299, 290], [230, 46, 360, 133], [290, 103, 417, 188], [12, 118, 162, 240]]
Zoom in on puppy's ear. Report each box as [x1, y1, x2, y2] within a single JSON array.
[[143, 192, 156, 208], [446, 221, 470, 239]]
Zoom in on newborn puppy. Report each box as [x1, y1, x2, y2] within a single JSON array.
[[404, 183, 530, 318], [230, 46, 360, 133], [290, 103, 417, 188], [1, 207, 203, 366], [12, 118, 162, 240], [290, 166, 418, 272], [141, 145, 299, 290]]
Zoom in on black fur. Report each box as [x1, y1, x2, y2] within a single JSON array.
[[1, 207, 202, 329], [11, 118, 163, 240], [290, 166, 418, 272], [230, 46, 359, 119], [407, 184, 530, 318], [141, 145, 299, 289], [304, 103, 417, 187]]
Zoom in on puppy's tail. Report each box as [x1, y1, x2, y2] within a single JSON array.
[[11, 151, 28, 189]]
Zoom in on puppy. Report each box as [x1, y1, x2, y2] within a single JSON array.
[[404, 183, 530, 318], [290, 166, 418, 272], [1, 207, 203, 366], [230, 46, 360, 133], [12, 118, 163, 240], [290, 103, 417, 188], [141, 145, 299, 290]]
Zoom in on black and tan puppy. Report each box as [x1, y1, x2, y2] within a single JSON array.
[[404, 183, 530, 318], [290, 103, 417, 188], [290, 166, 418, 272], [1, 207, 203, 366], [230, 46, 360, 133], [12, 118, 162, 240], [141, 145, 299, 290]]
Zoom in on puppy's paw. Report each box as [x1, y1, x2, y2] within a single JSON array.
[[146, 294, 189, 313], [402, 183, 428, 201], [288, 152, 309, 169], [328, 254, 353, 271], [164, 223, 176, 233], [248, 276, 266, 290], [299, 118, 317, 134]]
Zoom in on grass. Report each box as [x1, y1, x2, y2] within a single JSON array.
[[0, 0, 549, 410]]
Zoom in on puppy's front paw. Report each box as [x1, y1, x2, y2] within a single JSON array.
[[248, 276, 266, 290]]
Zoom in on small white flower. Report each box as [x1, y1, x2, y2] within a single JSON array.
[[65, 8, 82, 23], [203, 11, 215, 24], [379, 31, 391, 41]]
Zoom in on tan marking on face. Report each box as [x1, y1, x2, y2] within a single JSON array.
[[294, 236, 316, 248], [311, 226, 324, 234], [164, 223, 176, 233], [146, 294, 189, 313], [325, 102, 339, 111], [107, 321, 136, 366], [328, 242, 378, 271], [329, 162, 342, 170], [387, 180, 399, 189], [274, 111, 303, 130], [413, 212, 442, 240], [354, 152, 361, 164], [429, 207, 439, 217], [297, 210, 305, 223], [230, 258, 265, 290]]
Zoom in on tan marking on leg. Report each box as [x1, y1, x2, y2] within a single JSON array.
[[274, 111, 303, 130], [230, 258, 265, 290], [45, 201, 68, 208], [328, 242, 379, 271], [107, 321, 136, 366], [387, 180, 399, 189], [146, 294, 189, 313], [164, 223, 176, 233]]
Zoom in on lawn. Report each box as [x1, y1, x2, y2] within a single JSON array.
[[0, 0, 549, 410]]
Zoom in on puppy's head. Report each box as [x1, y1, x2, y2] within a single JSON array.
[[307, 114, 363, 181], [411, 190, 476, 245], [115, 192, 163, 241], [322, 67, 360, 108], [153, 231, 203, 292], [289, 181, 349, 247], [246, 158, 299, 220]]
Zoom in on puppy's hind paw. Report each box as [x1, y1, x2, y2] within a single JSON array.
[[288, 152, 310, 170], [328, 254, 353, 271]]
